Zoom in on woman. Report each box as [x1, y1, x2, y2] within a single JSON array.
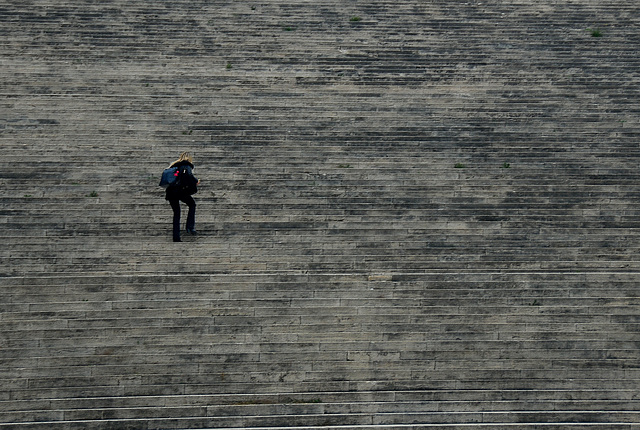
[[166, 152, 199, 242]]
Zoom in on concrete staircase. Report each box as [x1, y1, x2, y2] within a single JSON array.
[[2, 0, 640, 428]]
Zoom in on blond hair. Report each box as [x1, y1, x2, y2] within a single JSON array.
[[171, 151, 193, 166]]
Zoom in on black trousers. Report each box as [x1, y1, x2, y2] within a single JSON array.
[[169, 195, 196, 240]]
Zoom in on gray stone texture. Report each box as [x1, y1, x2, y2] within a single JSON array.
[[1, 0, 640, 428]]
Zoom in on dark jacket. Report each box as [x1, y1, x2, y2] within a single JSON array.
[[165, 160, 198, 200]]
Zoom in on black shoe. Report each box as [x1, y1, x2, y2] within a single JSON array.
[[187, 229, 197, 235], [173, 238, 182, 242]]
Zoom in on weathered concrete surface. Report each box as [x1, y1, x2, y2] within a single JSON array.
[[1, 0, 640, 428]]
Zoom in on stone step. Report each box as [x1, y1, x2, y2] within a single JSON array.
[[0, 424, 637, 430], [4, 388, 640, 411], [1, 414, 638, 430], [4, 400, 640, 424], [2, 396, 640, 424]]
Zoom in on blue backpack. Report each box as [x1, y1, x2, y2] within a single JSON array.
[[159, 166, 179, 189], [160, 164, 198, 195]]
